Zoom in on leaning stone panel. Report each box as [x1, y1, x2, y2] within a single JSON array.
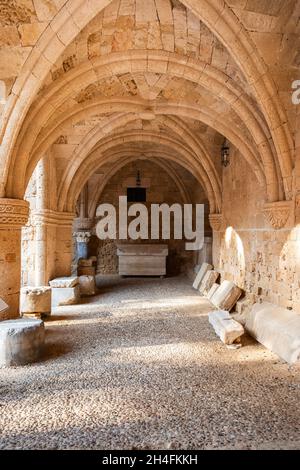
[[206, 283, 220, 301], [246, 302, 300, 364], [0, 318, 44, 367], [209, 310, 244, 345], [210, 280, 242, 311], [192, 262, 213, 290], [199, 270, 219, 296]]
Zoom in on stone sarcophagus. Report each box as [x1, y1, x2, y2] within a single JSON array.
[[117, 244, 168, 276]]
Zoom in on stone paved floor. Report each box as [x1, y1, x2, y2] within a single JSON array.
[[0, 275, 299, 450]]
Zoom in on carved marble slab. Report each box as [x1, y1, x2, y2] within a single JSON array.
[[117, 244, 168, 276]]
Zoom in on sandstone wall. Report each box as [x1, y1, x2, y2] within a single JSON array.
[[214, 148, 300, 312], [84, 159, 210, 276]]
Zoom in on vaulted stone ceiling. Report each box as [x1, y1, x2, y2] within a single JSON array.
[[0, 0, 299, 213]]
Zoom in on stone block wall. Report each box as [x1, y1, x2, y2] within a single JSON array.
[[82, 159, 210, 276], [213, 148, 300, 311]]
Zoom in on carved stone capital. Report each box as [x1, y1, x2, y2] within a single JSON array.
[[32, 210, 75, 227], [73, 231, 91, 243], [75, 217, 94, 230], [0, 198, 29, 228], [263, 201, 292, 229], [209, 213, 223, 231]]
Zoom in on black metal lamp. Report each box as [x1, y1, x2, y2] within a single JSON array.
[[136, 170, 141, 187], [221, 138, 230, 167]]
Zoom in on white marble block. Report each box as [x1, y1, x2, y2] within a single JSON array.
[[51, 286, 80, 307], [49, 277, 79, 288], [0, 318, 45, 367], [20, 286, 51, 315], [246, 302, 300, 364], [79, 275, 96, 296], [207, 283, 220, 301], [192, 262, 213, 290], [210, 280, 242, 311], [199, 271, 219, 296], [209, 310, 244, 345]]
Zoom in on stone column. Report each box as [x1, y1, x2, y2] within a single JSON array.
[[73, 231, 91, 260], [54, 211, 75, 278], [197, 236, 213, 265], [0, 198, 29, 319]]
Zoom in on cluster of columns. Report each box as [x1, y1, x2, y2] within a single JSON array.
[[0, 196, 75, 320]]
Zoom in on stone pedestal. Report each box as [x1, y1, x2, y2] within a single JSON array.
[[79, 275, 96, 296], [0, 318, 44, 366], [49, 277, 80, 307], [0, 198, 29, 319], [77, 258, 96, 276], [20, 286, 51, 318]]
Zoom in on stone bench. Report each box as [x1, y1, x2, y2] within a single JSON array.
[[210, 280, 242, 311], [78, 275, 96, 296], [0, 318, 45, 366], [192, 262, 213, 290], [20, 286, 51, 318], [49, 277, 80, 307], [209, 310, 245, 345], [246, 302, 300, 364]]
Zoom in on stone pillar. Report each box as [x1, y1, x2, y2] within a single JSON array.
[[197, 236, 213, 265], [73, 231, 91, 260], [0, 198, 29, 319], [54, 211, 75, 278]]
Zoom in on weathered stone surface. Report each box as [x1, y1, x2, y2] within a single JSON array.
[[0, 298, 9, 315], [49, 277, 79, 288], [79, 275, 96, 296], [209, 310, 244, 345], [117, 244, 168, 276], [206, 283, 220, 301], [192, 262, 213, 290], [199, 270, 219, 296], [78, 266, 96, 277], [210, 280, 242, 311], [20, 286, 51, 314], [51, 286, 80, 307], [246, 303, 300, 364], [0, 318, 44, 367], [78, 258, 93, 267]]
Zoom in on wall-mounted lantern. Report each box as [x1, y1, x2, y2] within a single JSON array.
[[136, 170, 141, 187], [221, 138, 230, 167]]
